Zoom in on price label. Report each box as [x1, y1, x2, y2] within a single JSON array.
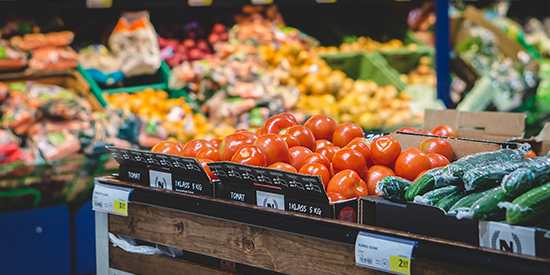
[[92, 183, 132, 216], [251, 0, 273, 4], [188, 0, 212, 6], [86, 0, 112, 8], [479, 221, 535, 256], [316, 0, 337, 3], [355, 232, 416, 275]]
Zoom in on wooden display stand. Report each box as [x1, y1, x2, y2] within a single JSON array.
[[94, 177, 549, 275]]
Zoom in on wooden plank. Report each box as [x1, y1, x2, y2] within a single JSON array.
[[109, 203, 492, 275], [110, 246, 231, 275]]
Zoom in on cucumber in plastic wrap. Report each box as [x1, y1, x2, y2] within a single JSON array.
[[460, 187, 515, 221], [376, 176, 412, 203], [413, 185, 460, 206], [501, 155, 550, 197], [448, 188, 495, 214], [435, 192, 468, 212], [405, 167, 453, 201], [499, 181, 550, 225]]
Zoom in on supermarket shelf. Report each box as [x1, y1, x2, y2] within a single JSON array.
[[96, 176, 549, 275]]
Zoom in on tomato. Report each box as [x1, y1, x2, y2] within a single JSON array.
[[231, 145, 267, 167], [299, 163, 331, 189], [219, 133, 254, 161], [315, 139, 333, 150], [394, 148, 432, 181], [198, 159, 219, 181], [254, 127, 262, 136], [344, 140, 375, 167], [288, 146, 313, 170], [525, 150, 537, 158], [268, 162, 297, 173], [182, 139, 213, 158], [370, 136, 401, 166], [365, 165, 395, 195], [432, 124, 458, 138], [303, 115, 337, 141], [395, 126, 419, 134], [418, 138, 454, 162], [301, 153, 331, 172], [287, 125, 316, 151], [332, 148, 368, 178], [327, 169, 369, 199], [236, 129, 259, 141], [332, 123, 364, 148], [280, 134, 300, 148], [351, 137, 371, 147], [195, 147, 220, 161], [326, 192, 347, 203], [278, 112, 298, 124], [151, 140, 186, 156], [427, 153, 450, 168], [414, 170, 429, 181], [254, 134, 290, 165], [315, 145, 341, 162], [261, 114, 297, 135], [419, 130, 434, 135], [209, 138, 222, 149]]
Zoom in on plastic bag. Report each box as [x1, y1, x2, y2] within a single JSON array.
[[78, 44, 124, 85], [28, 46, 79, 71], [108, 11, 161, 77], [109, 233, 183, 257]]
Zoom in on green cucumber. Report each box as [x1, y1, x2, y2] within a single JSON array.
[[462, 156, 545, 191], [467, 187, 515, 221], [448, 188, 495, 213], [414, 185, 460, 206], [499, 181, 550, 225], [441, 144, 530, 184], [405, 167, 455, 201], [501, 156, 550, 196], [435, 192, 468, 212], [376, 176, 412, 203]]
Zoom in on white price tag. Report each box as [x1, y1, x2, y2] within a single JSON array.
[[92, 183, 132, 216], [251, 0, 273, 4], [355, 232, 416, 275], [479, 221, 536, 256], [316, 0, 337, 3], [86, 0, 112, 8], [188, 0, 212, 6], [256, 190, 285, 210]]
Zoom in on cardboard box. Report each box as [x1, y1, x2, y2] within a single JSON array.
[[511, 122, 550, 156], [421, 109, 525, 142], [107, 147, 214, 196], [208, 161, 359, 222]]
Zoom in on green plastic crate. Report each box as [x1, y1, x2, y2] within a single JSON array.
[[379, 46, 435, 75]]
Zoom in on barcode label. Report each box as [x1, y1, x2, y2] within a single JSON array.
[[94, 201, 103, 208], [92, 182, 133, 216]]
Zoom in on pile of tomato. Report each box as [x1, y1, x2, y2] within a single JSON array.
[[151, 113, 457, 203]]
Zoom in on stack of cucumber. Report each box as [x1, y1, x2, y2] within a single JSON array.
[[377, 143, 550, 226]]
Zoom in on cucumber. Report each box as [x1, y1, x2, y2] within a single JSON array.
[[499, 181, 550, 225], [501, 156, 550, 196], [405, 167, 446, 201], [435, 192, 468, 212], [441, 143, 530, 184], [376, 176, 412, 203], [462, 156, 545, 191], [448, 188, 495, 213], [414, 185, 460, 206], [468, 187, 515, 221]]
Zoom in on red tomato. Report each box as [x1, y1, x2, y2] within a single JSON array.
[[418, 138, 454, 162], [280, 134, 301, 148], [268, 162, 297, 173], [370, 136, 402, 166], [316, 139, 333, 150], [236, 129, 259, 141], [198, 159, 219, 181], [182, 139, 213, 158], [326, 192, 347, 203], [414, 170, 429, 181], [351, 137, 372, 147], [288, 146, 313, 170], [261, 114, 297, 135], [419, 130, 434, 135], [365, 165, 395, 195], [327, 169, 369, 199], [299, 163, 331, 189], [301, 153, 331, 172], [254, 127, 262, 136], [219, 133, 254, 161], [427, 153, 451, 168], [525, 150, 537, 158], [254, 134, 290, 165], [303, 115, 337, 141], [151, 140, 186, 156], [278, 112, 298, 124], [332, 148, 368, 177], [395, 126, 419, 134], [395, 148, 432, 181], [209, 138, 222, 149], [315, 145, 341, 162], [332, 123, 364, 148], [432, 125, 458, 138], [287, 125, 316, 151], [231, 145, 267, 167], [195, 147, 220, 161], [344, 140, 375, 167]]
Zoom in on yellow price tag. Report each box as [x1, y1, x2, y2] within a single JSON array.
[[113, 200, 128, 216], [389, 255, 410, 275]]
